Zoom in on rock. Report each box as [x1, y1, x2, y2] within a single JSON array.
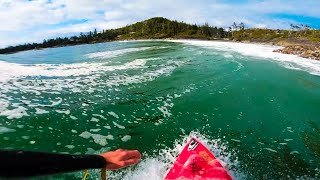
[[274, 45, 320, 61]]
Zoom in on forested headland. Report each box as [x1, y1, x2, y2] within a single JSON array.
[[0, 17, 319, 60], [0, 17, 228, 54]]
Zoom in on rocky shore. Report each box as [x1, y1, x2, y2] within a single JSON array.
[[273, 44, 320, 61]]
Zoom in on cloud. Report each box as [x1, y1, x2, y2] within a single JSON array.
[[0, 0, 319, 47]]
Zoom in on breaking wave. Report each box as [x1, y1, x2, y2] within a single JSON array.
[[86, 47, 151, 59], [0, 58, 183, 120], [171, 40, 320, 76]]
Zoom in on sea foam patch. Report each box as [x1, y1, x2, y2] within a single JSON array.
[[86, 47, 151, 59], [170, 40, 320, 76], [79, 131, 114, 146], [0, 106, 29, 119], [0, 58, 149, 83], [0, 126, 16, 134], [0, 59, 181, 118], [0, 43, 182, 120]]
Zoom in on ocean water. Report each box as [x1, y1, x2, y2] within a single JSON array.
[[0, 40, 319, 179]]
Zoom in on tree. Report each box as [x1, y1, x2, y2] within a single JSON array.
[[232, 22, 238, 31], [0, 17, 229, 54], [239, 22, 245, 30]]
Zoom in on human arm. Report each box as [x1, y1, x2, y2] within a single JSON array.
[[0, 149, 141, 178]]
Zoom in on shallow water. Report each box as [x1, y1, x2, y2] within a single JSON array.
[[0, 40, 319, 179]]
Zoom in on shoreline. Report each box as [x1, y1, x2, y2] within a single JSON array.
[[1, 38, 320, 79], [1, 37, 319, 61], [168, 38, 320, 61]]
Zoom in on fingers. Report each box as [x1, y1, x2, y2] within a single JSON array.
[[106, 157, 141, 170], [102, 149, 142, 170], [115, 150, 141, 168], [122, 150, 142, 160], [123, 158, 140, 166], [117, 158, 140, 167]]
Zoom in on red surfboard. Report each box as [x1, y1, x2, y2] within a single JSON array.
[[164, 137, 232, 180]]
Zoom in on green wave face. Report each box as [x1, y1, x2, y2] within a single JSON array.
[[0, 40, 319, 179]]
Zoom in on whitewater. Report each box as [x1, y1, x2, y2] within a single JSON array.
[[0, 40, 319, 179]]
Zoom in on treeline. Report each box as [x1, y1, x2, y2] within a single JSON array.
[[0, 17, 228, 54], [116, 17, 228, 39], [230, 22, 320, 43]]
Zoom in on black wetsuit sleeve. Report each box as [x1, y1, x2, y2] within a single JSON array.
[[0, 150, 107, 178]]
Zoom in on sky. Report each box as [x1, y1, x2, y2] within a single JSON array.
[[0, 0, 319, 48]]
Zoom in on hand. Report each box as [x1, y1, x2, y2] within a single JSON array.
[[100, 149, 142, 170]]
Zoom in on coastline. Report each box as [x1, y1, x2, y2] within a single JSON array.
[[172, 38, 320, 61], [1, 37, 318, 61], [1, 38, 320, 86], [1, 37, 320, 61]]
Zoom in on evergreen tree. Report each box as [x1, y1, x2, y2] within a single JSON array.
[[0, 17, 229, 54]]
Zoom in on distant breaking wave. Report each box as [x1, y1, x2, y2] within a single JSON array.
[[0, 57, 182, 120], [0, 58, 150, 83], [170, 40, 320, 76], [86, 47, 151, 59]]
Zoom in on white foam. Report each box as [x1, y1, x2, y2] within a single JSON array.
[[0, 53, 183, 120], [264, 148, 277, 153], [0, 106, 29, 119], [55, 109, 70, 115], [21, 136, 30, 140], [155, 85, 193, 122], [90, 117, 99, 122], [90, 129, 101, 132], [224, 53, 234, 58], [290, 151, 299, 154], [50, 98, 63, 107], [113, 121, 125, 129], [170, 40, 320, 76], [0, 100, 10, 113], [65, 145, 75, 149], [71, 129, 77, 133], [231, 139, 241, 143], [121, 135, 131, 142], [0, 61, 100, 83], [0, 58, 149, 84], [108, 111, 119, 119], [104, 64, 179, 87], [70, 116, 78, 120], [79, 131, 114, 146], [0, 126, 15, 134], [86, 47, 151, 59], [35, 108, 49, 115], [92, 114, 107, 120], [106, 131, 239, 180], [158, 105, 172, 117], [104, 125, 111, 129]]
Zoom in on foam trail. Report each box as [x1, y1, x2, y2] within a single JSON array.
[[86, 47, 151, 59], [0, 58, 147, 83], [0, 60, 181, 119], [170, 40, 320, 76]]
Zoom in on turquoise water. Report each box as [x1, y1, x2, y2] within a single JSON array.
[[0, 40, 319, 179]]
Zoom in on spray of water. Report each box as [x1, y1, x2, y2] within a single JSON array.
[[89, 131, 242, 180]]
